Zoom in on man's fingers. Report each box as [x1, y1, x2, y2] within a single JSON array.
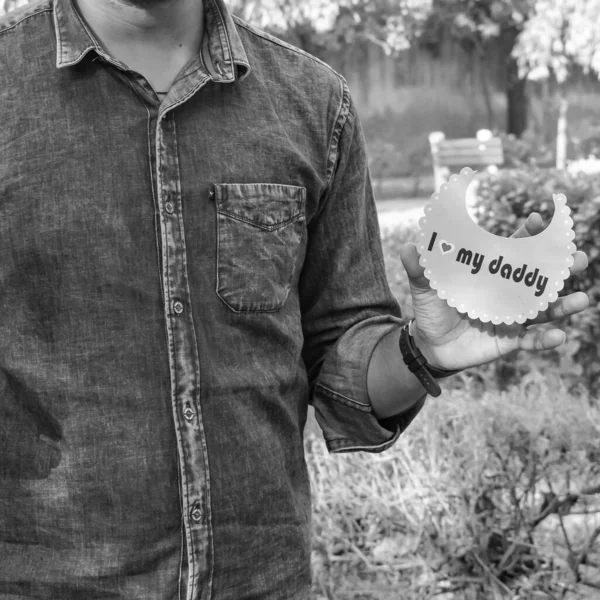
[[399, 243, 431, 292], [511, 213, 544, 239], [527, 291, 589, 325], [569, 250, 588, 276], [515, 327, 566, 352]]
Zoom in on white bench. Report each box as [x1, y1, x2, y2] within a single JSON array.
[[429, 129, 504, 192]]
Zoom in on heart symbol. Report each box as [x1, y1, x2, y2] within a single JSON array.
[[439, 240, 455, 255]]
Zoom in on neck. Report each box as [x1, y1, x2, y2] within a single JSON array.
[[75, 0, 204, 53]]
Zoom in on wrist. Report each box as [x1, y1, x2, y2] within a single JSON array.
[[367, 325, 430, 420], [409, 320, 440, 369], [409, 320, 461, 379], [399, 322, 442, 397]]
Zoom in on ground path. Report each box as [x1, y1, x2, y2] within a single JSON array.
[[375, 197, 429, 233]]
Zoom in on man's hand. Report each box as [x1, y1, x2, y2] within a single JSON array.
[[399, 213, 590, 371]]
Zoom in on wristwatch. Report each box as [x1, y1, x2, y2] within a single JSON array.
[[399, 320, 461, 397]]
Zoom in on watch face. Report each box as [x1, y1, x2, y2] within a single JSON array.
[[417, 168, 576, 326]]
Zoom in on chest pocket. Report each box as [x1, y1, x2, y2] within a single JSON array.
[[214, 183, 306, 313]]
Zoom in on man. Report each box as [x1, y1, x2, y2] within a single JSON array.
[[0, 0, 589, 598]]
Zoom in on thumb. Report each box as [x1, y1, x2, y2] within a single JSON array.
[[399, 243, 431, 292]]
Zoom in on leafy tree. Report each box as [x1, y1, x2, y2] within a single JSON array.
[[232, 0, 535, 136], [227, 0, 337, 58], [229, 0, 432, 60], [514, 0, 600, 167], [424, 0, 534, 136], [329, 0, 432, 55]]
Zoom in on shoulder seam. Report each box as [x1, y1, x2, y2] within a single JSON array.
[[232, 15, 343, 83], [0, 4, 52, 37], [325, 78, 352, 190]]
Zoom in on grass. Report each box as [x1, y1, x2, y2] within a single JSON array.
[[305, 222, 600, 599], [306, 377, 600, 599]]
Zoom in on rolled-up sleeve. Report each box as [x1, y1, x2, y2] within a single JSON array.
[[299, 79, 425, 454]]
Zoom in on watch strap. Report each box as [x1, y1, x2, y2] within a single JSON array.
[[399, 323, 442, 398]]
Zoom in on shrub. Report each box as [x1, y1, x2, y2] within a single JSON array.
[[493, 131, 554, 169], [475, 167, 600, 391], [308, 377, 600, 598]]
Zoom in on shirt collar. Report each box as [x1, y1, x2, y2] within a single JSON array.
[[53, 0, 250, 82]]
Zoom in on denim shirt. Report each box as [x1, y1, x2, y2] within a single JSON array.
[[0, 0, 424, 597]]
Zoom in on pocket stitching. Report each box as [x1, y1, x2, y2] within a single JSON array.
[[217, 209, 304, 232]]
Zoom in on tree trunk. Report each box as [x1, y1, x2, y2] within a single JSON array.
[[506, 56, 528, 137], [556, 92, 569, 169], [501, 27, 528, 137], [479, 56, 495, 129]]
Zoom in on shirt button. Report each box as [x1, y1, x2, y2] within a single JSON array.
[[173, 301, 184, 315], [183, 406, 195, 421], [165, 201, 174, 214], [191, 502, 203, 523]]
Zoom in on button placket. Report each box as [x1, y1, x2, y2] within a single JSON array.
[[156, 112, 212, 598]]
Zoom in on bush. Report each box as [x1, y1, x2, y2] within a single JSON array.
[[308, 377, 600, 598], [475, 167, 600, 391], [493, 131, 555, 169]]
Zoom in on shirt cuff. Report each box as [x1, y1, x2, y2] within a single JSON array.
[[310, 315, 426, 454]]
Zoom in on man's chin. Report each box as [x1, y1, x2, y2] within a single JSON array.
[[118, 0, 176, 8]]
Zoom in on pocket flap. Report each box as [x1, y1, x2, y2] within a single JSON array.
[[214, 183, 306, 229]]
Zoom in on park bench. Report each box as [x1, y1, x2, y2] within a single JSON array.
[[428, 129, 504, 192]]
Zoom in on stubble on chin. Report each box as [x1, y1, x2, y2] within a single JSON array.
[[116, 0, 176, 9]]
